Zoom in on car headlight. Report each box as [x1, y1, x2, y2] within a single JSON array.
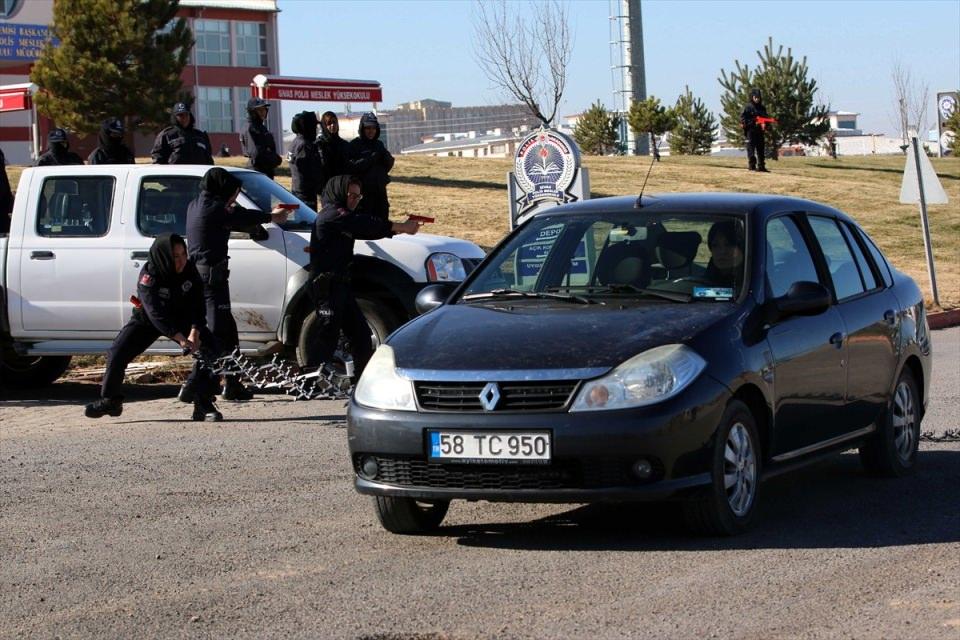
[[570, 344, 707, 412], [426, 252, 467, 282], [354, 345, 417, 411]]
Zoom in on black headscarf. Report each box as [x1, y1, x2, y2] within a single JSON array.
[[149, 233, 186, 281], [200, 167, 242, 201], [320, 174, 353, 207], [292, 110, 318, 141]]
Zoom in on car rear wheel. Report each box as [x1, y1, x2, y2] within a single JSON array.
[[374, 496, 450, 534], [859, 370, 920, 477], [683, 399, 760, 536]]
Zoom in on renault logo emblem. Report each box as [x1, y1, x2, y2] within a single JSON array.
[[479, 382, 500, 411]]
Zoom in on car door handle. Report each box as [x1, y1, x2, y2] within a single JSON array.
[[829, 332, 845, 347], [30, 251, 55, 260], [131, 251, 149, 260], [883, 309, 896, 325]]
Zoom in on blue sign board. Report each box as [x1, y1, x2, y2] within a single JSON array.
[[0, 23, 53, 61]]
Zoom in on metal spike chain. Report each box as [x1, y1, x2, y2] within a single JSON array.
[[193, 348, 352, 401], [919, 429, 960, 443]]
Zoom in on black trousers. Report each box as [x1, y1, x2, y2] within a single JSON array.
[[746, 128, 766, 169], [200, 277, 239, 355], [101, 320, 217, 400], [310, 280, 374, 379]]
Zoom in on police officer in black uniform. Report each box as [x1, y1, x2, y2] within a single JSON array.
[[181, 167, 288, 401], [740, 88, 769, 172], [88, 117, 135, 165], [151, 102, 215, 165], [36, 128, 84, 166], [240, 97, 282, 179], [317, 111, 351, 193], [288, 110, 323, 210], [346, 113, 395, 220], [307, 175, 419, 379], [84, 233, 223, 421]]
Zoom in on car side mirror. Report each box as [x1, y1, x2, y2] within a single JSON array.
[[772, 281, 831, 322], [415, 283, 458, 315]]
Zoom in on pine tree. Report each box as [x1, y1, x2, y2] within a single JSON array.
[[670, 86, 716, 155], [627, 96, 676, 160], [572, 100, 621, 155], [30, 0, 193, 135], [718, 37, 830, 160]]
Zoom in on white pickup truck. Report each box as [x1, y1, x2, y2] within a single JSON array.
[[0, 165, 485, 387]]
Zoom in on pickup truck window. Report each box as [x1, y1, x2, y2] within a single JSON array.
[[37, 176, 115, 237], [138, 176, 201, 237]]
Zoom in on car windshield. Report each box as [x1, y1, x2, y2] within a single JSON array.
[[234, 171, 317, 230], [460, 211, 747, 302]]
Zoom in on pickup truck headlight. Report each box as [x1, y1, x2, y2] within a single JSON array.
[[426, 252, 467, 282], [570, 345, 706, 412], [354, 345, 417, 411]]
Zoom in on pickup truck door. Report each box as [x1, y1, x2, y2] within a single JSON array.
[[13, 171, 125, 334], [121, 176, 288, 342]]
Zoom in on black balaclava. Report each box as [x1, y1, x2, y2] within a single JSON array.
[[200, 167, 242, 201], [321, 174, 353, 207], [296, 111, 318, 141], [149, 233, 186, 281], [749, 88, 762, 101], [97, 118, 123, 151]]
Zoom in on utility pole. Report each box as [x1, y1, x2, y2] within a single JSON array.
[[610, 0, 647, 155]]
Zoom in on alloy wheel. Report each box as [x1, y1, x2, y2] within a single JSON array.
[[723, 422, 757, 517], [892, 381, 916, 462]]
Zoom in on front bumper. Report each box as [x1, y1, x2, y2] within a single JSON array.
[[347, 374, 730, 503]]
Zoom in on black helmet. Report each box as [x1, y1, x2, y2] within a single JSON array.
[[106, 117, 124, 135], [749, 88, 762, 99], [247, 97, 270, 111], [48, 128, 68, 143], [172, 102, 190, 115]]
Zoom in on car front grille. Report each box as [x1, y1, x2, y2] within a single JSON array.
[[414, 381, 578, 412], [357, 455, 664, 490]]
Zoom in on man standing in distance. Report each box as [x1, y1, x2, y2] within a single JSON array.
[[740, 88, 769, 172], [152, 102, 214, 165], [346, 112, 394, 219], [240, 97, 282, 179]]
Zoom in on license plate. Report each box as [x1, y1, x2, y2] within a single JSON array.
[[428, 430, 551, 464]]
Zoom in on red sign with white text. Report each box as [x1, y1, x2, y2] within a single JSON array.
[[252, 76, 382, 103], [0, 91, 30, 112]]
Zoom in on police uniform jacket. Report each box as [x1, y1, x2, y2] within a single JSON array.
[[134, 235, 206, 338], [309, 175, 393, 277], [740, 101, 769, 133], [240, 114, 282, 176], [88, 123, 134, 165], [36, 143, 84, 166], [151, 112, 214, 165], [289, 111, 323, 203], [317, 129, 351, 188]]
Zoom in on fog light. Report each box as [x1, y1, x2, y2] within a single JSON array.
[[632, 458, 653, 479], [360, 456, 379, 480]]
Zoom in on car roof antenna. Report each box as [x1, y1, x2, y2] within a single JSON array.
[[634, 136, 662, 209]]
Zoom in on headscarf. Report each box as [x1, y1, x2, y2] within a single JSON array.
[[320, 174, 354, 208], [292, 110, 318, 141], [200, 167, 242, 201], [149, 233, 186, 281]]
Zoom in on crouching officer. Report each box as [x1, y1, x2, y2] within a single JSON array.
[[85, 234, 223, 421], [182, 167, 288, 401], [240, 97, 282, 179], [307, 175, 419, 379]]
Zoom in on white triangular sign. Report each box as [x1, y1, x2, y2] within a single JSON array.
[[900, 140, 949, 204]]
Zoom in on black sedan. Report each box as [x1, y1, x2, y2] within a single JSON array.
[[347, 193, 932, 536]]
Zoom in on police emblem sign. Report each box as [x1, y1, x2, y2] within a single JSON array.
[[507, 127, 589, 228]]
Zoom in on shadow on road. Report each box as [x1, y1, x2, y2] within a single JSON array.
[[445, 450, 960, 551]]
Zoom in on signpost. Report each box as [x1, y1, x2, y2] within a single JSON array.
[[0, 82, 38, 160], [507, 127, 590, 228]]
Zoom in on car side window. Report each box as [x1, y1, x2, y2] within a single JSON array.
[[765, 216, 820, 298], [808, 216, 865, 300], [855, 226, 894, 287], [36, 176, 115, 238], [838, 222, 878, 290], [137, 176, 201, 237]]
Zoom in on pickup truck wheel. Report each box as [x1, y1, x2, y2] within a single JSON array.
[[0, 352, 72, 387], [295, 298, 399, 369]]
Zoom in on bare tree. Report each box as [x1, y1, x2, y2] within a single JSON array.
[[891, 61, 930, 146], [472, 0, 572, 127]]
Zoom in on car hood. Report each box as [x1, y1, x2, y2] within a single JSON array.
[[389, 301, 737, 372]]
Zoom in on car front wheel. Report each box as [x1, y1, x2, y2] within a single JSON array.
[[859, 370, 920, 477], [374, 496, 450, 534], [683, 399, 760, 536]]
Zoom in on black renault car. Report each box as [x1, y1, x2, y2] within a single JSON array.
[[347, 193, 932, 536]]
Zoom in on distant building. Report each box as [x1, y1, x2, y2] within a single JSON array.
[[400, 129, 525, 158], [826, 111, 862, 136]]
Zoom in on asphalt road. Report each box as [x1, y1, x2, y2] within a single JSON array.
[[1, 329, 957, 639]]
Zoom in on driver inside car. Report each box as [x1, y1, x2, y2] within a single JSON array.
[[704, 220, 745, 289]]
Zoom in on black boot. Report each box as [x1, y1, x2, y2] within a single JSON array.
[[85, 397, 123, 418], [221, 377, 253, 401], [192, 396, 223, 422], [178, 383, 195, 404]]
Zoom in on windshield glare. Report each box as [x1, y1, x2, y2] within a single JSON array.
[[235, 171, 317, 229], [462, 212, 747, 302]]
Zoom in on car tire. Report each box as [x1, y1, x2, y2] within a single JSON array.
[[683, 399, 761, 536], [295, 298, 398, 369], [0, 352, 72, 388], [373, 496, 450, 534], [859, 370, 920, 477]]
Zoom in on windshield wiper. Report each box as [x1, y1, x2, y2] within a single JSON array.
[[551, 284, 692, 303], [461, 288, 596, 304]]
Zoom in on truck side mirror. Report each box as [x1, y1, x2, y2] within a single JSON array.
[[415, 283, 458, 315]]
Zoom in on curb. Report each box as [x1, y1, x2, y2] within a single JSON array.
[[928, 308, 960, 330]]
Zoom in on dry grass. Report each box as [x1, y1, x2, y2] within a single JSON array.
[[8, 153, 957, 309]]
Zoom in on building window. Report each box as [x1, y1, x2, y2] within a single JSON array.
[[235, 22, 267, 67], [198, 87, 234, 133], [194, 19, 230, 66], [838, 121, 855, 129]]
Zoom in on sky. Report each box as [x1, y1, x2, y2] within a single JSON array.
[[275, 0, 960, 136]]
